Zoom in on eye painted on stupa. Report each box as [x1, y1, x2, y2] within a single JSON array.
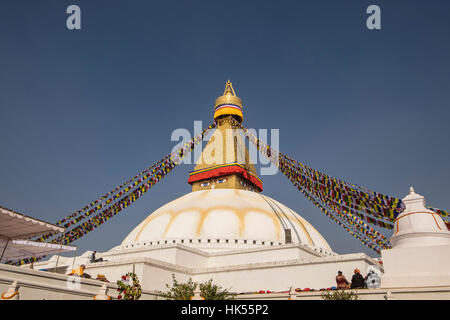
[[200, 182, 210, 187], [240, 180, 247, 187], [216, 178, 227, 184]]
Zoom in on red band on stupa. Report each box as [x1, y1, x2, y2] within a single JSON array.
[[188, 163, 263, 191]]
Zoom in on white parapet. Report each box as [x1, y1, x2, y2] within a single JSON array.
[[381, 187, 450, 288]]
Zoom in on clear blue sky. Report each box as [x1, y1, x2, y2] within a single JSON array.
[[1, 0, 449, 257]]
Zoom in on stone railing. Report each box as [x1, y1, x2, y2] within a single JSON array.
[[236, 286, 450, 300]]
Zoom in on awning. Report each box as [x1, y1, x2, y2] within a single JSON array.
[[0, 205, 64, 239], [0, 238, 76, 263]]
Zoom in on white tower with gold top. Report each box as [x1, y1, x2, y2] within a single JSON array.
[[381, 187, 450, 288]]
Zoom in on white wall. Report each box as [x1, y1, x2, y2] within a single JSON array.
[[82, 253, 380, 292], [191, 258, 375, 292], [28, 244, 381, 293], [0, 264, 161, 300], [381, 244, 450, 288], [206, 245, 320, 268]]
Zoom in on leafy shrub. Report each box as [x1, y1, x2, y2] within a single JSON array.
[[321, 289, 359, 300], [159, 274, 236, 300]]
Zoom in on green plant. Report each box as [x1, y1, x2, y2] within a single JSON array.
[[200, 279, 236, 300], [159, 274, 236, 300], [116, 272, 142, 300], [321, 289, 359, 300]]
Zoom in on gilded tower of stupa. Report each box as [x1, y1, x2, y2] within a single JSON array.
[[188, 80, 263, 192]]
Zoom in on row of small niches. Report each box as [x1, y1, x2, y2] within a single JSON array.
[[123, 239, 331, 255], [124, 238, 284, 248]]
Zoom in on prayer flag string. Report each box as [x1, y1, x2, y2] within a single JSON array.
[[226, 119, 406, 253], [6, 123, 216, 266]]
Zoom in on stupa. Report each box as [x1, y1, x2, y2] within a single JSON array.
[[29, 81, 383, 293], [381, 187, 450, 288], [121, 80, 331, 253]]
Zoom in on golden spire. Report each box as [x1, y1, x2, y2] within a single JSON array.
[[223, 80, 236, 96], [214, 80, 243, 122]]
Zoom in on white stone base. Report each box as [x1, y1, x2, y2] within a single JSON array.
[[32, 244, 383, 293], [381, 244, 450, 288]]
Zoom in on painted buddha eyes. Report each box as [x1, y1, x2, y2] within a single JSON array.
[[240, 180, 254, 191], [200, 178, 226, 187]]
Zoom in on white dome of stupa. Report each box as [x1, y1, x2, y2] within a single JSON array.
[[120, 189, 333, 254]]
